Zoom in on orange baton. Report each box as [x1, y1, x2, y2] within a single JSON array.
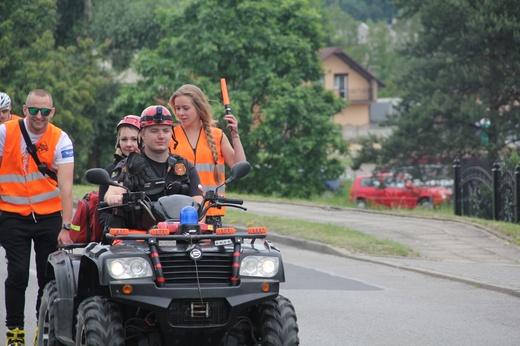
[[220, 78, 232, 115]]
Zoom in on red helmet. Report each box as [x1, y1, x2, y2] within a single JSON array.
[[140, 105, 174, 128], [116, 115, 141, 131]]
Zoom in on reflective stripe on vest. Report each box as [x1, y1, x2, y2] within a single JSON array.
[[0, 171, 48, 184], [194, 162, 226, 192], [171, 125, 226, 216], [1, 186, 60, 205]]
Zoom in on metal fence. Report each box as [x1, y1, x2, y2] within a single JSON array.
[[453, 159, 520, 223]]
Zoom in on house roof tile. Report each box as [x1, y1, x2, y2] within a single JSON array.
[[319, 47, 386, 88]]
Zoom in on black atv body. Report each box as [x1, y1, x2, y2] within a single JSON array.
[[38, 162, 299, 345]]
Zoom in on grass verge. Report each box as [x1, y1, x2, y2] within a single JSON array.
[[73, 184, 98, 199], [225, 209, 419, 257], [227, 192, 520, 246], [73, 185, 520, 256]]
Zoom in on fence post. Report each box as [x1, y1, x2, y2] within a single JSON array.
[[515, 164, 520, 224], [453, 159, 461, 216], [492, 161, 501, 221]]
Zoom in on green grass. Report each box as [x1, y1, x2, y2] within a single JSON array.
[[225, 209, 419, 257], [74, 183, 520, 257], [73, 184, 98, 199], [224, 189, 520, 247]]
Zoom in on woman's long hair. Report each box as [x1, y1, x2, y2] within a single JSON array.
[[169, 84, 223, 184]]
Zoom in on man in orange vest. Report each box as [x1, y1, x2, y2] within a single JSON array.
[[0, 92, 23, 124], [0, 89, 74, 345]]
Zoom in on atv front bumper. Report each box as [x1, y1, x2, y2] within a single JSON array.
[[109, 279, 280, 329]]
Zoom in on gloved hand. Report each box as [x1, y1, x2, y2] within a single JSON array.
[[118, 168, 136, 190], [167, 181, 182, 194], [180, 184, 190, 195], [165, 181, 190, 195], [123, 152, 156, 188]]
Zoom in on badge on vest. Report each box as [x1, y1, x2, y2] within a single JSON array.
[[174, 163, 186, 175]]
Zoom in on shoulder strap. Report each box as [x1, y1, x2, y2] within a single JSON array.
[[18, 119, 58, 182]]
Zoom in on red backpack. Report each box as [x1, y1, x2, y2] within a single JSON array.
[[70, 190, 103, 243]]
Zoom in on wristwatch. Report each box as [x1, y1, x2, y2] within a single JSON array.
[[62, 222, 71, 231]]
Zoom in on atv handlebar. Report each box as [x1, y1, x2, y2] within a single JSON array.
[[218, 197, 244, 205], [86, 161, 252, 227], [198, 190, 247, 219]]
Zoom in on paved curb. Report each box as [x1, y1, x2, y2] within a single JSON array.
[[80, 197, 519, 297], [262, 230, 520, 298], [247, 198, 517, 243]]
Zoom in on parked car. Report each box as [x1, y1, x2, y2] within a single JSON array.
[[349, 173, 452, 209]]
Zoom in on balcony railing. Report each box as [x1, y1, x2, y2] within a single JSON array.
[[335, 87, 373, 102]]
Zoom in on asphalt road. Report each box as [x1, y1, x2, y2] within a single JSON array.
[[280, 245, 520, 346], [0, 201, 519, 344], [237, 201, 520, 297]]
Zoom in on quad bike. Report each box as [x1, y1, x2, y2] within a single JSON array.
[[37, 161, 299, 345]]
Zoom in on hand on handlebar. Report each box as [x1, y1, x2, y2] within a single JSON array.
[[106, 194, 123, 206], [104, 185, 127, 206]]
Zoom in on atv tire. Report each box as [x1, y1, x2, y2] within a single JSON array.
[[38, 280, 64, 346], [75, 296, 124, 346], [257, 295, 299, 346]]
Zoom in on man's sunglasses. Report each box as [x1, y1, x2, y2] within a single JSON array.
[[27, 107, 52, 117]]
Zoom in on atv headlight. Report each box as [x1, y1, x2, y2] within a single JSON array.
[[107, 258, 153, 279], [240, 256, 279, 277]]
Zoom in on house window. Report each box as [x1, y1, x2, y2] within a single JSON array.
[[334, 74, 348, 100]]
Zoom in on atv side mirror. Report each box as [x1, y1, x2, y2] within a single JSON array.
[[227, 161, 251, 183], [215, 161, 251, 193], [85, 168, 120, 187]]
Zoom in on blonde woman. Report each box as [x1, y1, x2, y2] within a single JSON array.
[[99, 115, 141, 200], [168, 84, 246, 229]]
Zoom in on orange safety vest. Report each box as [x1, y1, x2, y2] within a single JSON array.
[[0, 121, 62, 216], [2, 114, 23, 125], [170, 125, 226, 217]]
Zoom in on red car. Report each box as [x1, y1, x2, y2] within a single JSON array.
[[349, 173, 452, 209]]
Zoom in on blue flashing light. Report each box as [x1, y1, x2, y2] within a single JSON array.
[[180, 206, 198, 224]]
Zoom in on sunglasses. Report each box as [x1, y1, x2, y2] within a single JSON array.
[[27, 107, 52, 117]]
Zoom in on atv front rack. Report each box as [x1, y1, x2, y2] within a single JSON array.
[[104, 230, 269, 287]]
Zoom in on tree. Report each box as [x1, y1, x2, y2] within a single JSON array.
[[377, 0, 520, 166], [87, 0, 177, 71], [114, 0, 348, 196], [323, 0, 397, 23], [0, 0, 117, 182], [54, 0, 88, 47], [321, 4, 360, 48], [248, 82, 347, 197]]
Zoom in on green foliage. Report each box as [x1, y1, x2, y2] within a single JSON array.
[[0, 0, 58, 106], [503, 151, 520, 168], [323, 0, 397, 23], [386, 0, 520, 163], [226, 209, 418, 257], [54, 0, 86, 47], [115, 0, 348, 197], [246, 82, 348, 197], [350, 134, 384, 170], [87, 0, 176, 71], [0, 0, 119, 182], [319, 5, 360, 48]]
